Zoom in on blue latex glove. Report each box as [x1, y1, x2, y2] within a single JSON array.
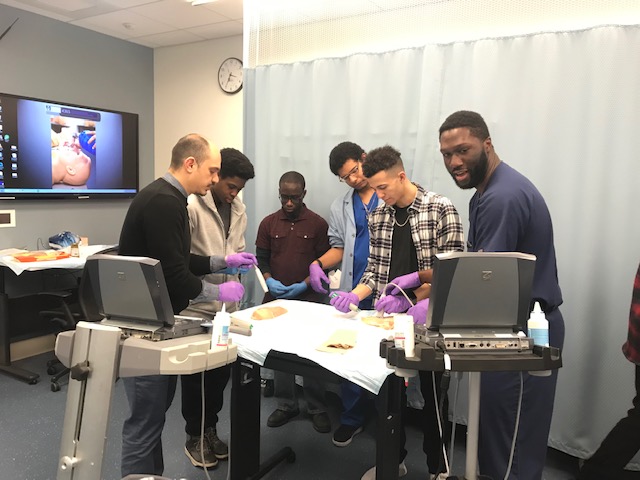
[[384, 271, 421, 296], [78, 130, 96, 155], [330, 291, 360, 313], [218, 281, 245, 302], [226, 252, 258, 270], [407, 298, 430, 325], [309, 263, 329, 294], [279, 281, 308, 299], [375, 294, 412, 314], [266, 277, 288, 298]]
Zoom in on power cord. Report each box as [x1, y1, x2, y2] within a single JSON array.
[[199, 338, 233, 480], [433, 352, 452, 476], [381, 281, 416, 310], [502, 371, 524, 480], [447, 371, 464, 468], [200, 370, 213, 480]]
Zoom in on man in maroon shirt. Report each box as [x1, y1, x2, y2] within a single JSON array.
[[255, 171, 331, 433]]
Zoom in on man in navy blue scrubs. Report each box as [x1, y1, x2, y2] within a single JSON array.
[[438, 110, 564, 480]]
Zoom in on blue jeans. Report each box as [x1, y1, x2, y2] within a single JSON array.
[[121, 375, 177, 477], [340, 381, 372, 427]]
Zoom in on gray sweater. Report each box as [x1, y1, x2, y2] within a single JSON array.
[[181, 191, 248, 319]]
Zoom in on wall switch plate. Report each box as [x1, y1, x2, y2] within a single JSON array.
[[0, 209, 16, 227]]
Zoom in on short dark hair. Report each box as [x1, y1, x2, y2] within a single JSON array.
[[279, 171, 305, 189], [329, 141, 365, 176], [170, 134, 211, 169], [439, 110, 490, 140], [220, 148, 255, 181], [362, 145, 404, 178]]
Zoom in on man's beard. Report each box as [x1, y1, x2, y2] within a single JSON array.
[[452, 149, 489, 190]]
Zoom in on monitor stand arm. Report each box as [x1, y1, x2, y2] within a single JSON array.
[[57, 322, 121, 480]]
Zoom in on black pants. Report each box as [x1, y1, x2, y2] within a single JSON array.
[[181, 364, 231, 436], [579, 364, 640, 479], [394, 371, 450, 474], [419, 370, 450, 475]]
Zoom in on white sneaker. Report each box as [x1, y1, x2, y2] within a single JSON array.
[[361, 461, 407, 480]]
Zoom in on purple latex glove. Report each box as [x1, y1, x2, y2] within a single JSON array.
[[407, 298, 430, 325], [384, 271, 421, 296], [218, 281, 245, 302], [374, 294, 412, 314], [309, 263, 329, 294], [226, 252, 258, 270], [330, 291, 360, 313]]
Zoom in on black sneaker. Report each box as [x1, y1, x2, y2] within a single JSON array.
[[332, 424, 363, 447], [204, 427, 228, 460], [184, 434, 218, 468]]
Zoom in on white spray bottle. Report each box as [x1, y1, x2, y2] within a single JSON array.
[[528, 301, 551, 377], [212, 304, 230, 347]]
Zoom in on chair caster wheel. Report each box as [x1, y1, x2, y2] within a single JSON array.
[[51, 382, 61, 392], [47, 366, 58, 375], [28, 378, 38, 385], [287, 451, 296, 463]]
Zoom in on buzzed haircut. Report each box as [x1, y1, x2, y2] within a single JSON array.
[[361, 145, 404, 178], [220, 148, 255, 181], [329, 141, 365, 176], [170, 134, 211, 169], [279, 171, 305, 189], [439, 110, 490, 140]]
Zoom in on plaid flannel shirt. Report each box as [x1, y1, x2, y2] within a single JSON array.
[[359, 183, 465, 302], [622, 263, 640, 365]]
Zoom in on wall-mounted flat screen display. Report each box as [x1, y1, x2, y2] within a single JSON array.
[[0, 92, 138, 199]]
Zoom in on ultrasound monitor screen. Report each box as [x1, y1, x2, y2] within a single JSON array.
[[427, 251, 536, 331], [84, 254, 174, 327]]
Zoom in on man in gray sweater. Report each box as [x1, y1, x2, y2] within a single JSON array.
[[180, 147, 255, 470]]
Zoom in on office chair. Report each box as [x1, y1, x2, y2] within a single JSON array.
[[40, 288, 82, 387], [40, 270, 103, 391], [42, 245, 117, 392]]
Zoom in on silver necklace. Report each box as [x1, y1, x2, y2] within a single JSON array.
[[360, 192, 376, 218], [364, 200, 375, 218], [394, 214, 410, 227]]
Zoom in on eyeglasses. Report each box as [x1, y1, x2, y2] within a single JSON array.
[[279, 193, 304, 203], [339, 164, 360, 183]]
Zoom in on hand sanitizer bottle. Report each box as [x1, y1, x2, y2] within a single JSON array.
[[528, 301, 551, 377]]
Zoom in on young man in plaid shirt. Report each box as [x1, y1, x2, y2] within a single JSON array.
[[330, 144, 464, 480]]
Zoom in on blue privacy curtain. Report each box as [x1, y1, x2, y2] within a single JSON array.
[[242, 25, 640, 462]]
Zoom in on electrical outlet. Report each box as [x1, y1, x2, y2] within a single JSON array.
[[0, 209, 16, 227]]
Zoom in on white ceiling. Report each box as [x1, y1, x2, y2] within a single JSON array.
[[1, 0, 638, 50], [0, 0, 244, 48]]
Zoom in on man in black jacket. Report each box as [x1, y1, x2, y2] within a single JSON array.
[[118, 133, 256, 477]]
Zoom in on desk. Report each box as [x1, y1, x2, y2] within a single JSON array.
[[0, 245, 115, 384], [230, 352, 404, 480], [227, 300, 402, 480]]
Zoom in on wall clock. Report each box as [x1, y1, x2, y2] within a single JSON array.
[[218, 57, 243, 94]]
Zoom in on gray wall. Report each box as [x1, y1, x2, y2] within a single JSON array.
[[0, 5, 154, 249]]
